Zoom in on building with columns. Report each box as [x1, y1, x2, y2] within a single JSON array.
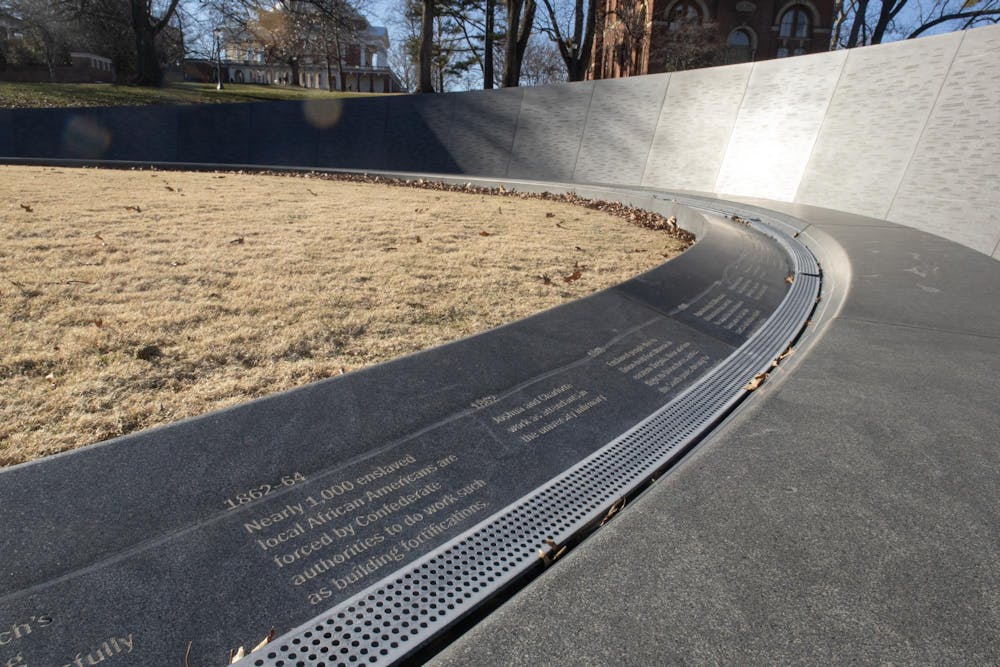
[[219, 24, 402, 93], [589, 0, 835, 79]]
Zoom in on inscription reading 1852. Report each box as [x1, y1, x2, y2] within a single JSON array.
[[490, 383, 609, 444]]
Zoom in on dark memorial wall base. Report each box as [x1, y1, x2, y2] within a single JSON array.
[[0, 210, 806, 667]]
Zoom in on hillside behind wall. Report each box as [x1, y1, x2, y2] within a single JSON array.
[[2, 25, 998, 257]]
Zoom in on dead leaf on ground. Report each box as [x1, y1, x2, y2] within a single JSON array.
[[251, 628, 275, 653], [125, 205, 141, 213], [229, 237, 245, 245], [165, 185, 175, 192], [479, 230, 491, 237], [135, 344, 162, 361], [414, 235, 422, 243], [744, 372, 768, 391], [20, 203, 33, 212], [563, 269, 583, 284]]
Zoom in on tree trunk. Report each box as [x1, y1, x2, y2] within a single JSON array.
[[514, 0, 536, 79], [845, 0, 869, 47], [871, 0, 903, 45], [418, 0, 435, 92], [133, 21, 162, 86], [503, 0, 535, 87], [503, 0, 522, 87], [129, 0, 181, 87], [830, 0, 847, 49], [484, 0, 495, 88]]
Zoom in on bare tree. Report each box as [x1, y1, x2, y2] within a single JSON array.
[[519, 32, 562, 84], [537, 0, 596, 81], [838, 0, 1000, 47]]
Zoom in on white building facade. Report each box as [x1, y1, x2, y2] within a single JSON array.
[[220, 24, 402, 93]]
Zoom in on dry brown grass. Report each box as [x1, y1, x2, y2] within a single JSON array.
[[0, 166, 687, 466]]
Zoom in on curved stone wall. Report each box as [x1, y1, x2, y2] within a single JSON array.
[[2, 26, 997, 256]]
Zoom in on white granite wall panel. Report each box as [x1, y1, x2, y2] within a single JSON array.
[[573, 74, 670, 185], [888, 26, 1000, 255], [795, 32, 963, 219], [715, 50, 848, 201], [642, 64, 751, 192], [508, 82, 595, 181]]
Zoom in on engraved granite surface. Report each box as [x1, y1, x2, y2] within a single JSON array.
[[508, 82, 594, 181], [796, 33, 963, 220], [574, 74, 669, 185], [716, 50, 847, 201], [643, 64, 751, 193], [888, 27, 1000, 255]]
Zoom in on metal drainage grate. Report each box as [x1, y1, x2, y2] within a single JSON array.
[[244, 213, 820, 667]]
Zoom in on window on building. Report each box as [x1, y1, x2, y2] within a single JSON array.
[[727, 28, 753, 63], [779, 6, 811, 38], [666, 0, 702, 29]]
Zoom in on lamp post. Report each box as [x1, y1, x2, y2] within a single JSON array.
[[214, 27, 224, 90]]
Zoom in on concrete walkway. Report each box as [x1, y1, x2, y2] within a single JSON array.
[[431, 200, 1000, 665]]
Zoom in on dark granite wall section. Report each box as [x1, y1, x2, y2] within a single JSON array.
[[3, 106, 84, 158], [177, 103, 252, 164], [247, 101, 319, 166], [96, 105, 178, 162], [507, 82, 594, 181], [383, 93, 459, 173], [444, 87, 524, 177], [314, 96, 388, 170]]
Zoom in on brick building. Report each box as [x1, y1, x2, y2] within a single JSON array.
[[589, 0, 835, 79]]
